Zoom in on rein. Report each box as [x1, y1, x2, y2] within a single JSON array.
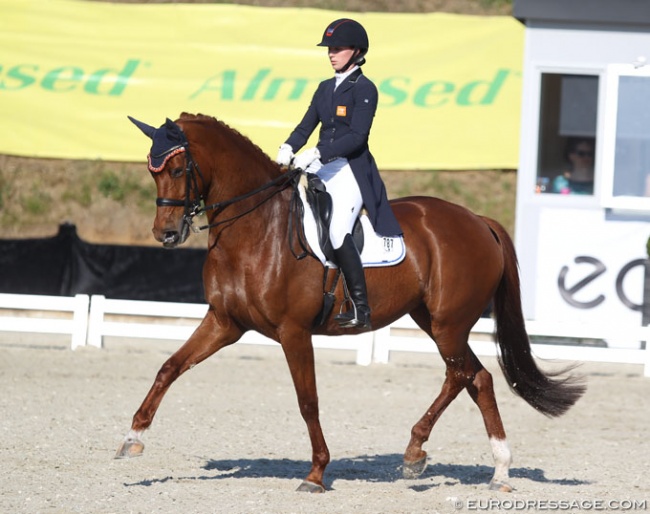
[[155, 141, 304, 237], [196, 166, 302, 232]]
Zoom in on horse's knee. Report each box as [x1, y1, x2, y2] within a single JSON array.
[[156, 359, 183, 385]]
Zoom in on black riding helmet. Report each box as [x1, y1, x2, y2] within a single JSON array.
[[317, 18, 369, 70]]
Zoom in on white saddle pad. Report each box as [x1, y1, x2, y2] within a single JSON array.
[[299, 182, 406, 268]]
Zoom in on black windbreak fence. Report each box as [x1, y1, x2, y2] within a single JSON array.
[[0, 224, 206, 303]]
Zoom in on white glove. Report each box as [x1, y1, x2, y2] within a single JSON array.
[[276, 144, 294, 166], [293, 147, 321, 171]]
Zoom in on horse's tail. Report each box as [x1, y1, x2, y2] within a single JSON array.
[[482, 216, 586, 417]]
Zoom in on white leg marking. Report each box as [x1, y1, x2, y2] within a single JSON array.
[[125, 428, 144, 443], [490, 437, 512, 486]]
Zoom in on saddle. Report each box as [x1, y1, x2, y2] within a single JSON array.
[[303, 173, 364, 263]]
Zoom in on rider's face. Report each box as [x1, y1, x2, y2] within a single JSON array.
[[328, 46, 356, 72]]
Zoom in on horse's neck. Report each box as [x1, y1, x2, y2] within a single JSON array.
[[205, 152, 284, 202], [204, 166, 291, 240]]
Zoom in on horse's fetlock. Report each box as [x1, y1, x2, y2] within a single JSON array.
[[410, 426, 429, 444], [314, 449, 330, 467]]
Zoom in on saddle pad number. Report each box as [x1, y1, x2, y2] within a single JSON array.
[[336, 105, 347, 117]]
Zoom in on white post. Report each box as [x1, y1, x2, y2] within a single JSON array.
[[86, 295, 106, 349], [70, 294, 90, 350], [371, 325, 392, 364], [643, 325, 650, 378], [355, 332, 374, 366]]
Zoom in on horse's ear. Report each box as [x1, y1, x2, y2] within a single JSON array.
[[164, 118, 185, 142], [128, 115, 156, 139]]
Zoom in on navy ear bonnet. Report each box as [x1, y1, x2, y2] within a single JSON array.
[[128, 116, 187, 173]]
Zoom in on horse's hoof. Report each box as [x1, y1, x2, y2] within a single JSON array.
[[403, 456, 428, 479], [489, 480, 513, 492], [296, 480, 326, 493], [114, 438, 145, 459]]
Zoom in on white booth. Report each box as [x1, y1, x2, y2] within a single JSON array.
[[513, 0, 650, 342]]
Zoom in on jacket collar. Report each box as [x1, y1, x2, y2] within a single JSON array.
[[347, 68, 363, 83], [333, 68, 363, 95]]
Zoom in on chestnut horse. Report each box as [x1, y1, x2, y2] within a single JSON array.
[[116, 113, 585, 493]]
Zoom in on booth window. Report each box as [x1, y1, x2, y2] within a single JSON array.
[[535, 73, 599, 195], [611, 75, 650, 199]]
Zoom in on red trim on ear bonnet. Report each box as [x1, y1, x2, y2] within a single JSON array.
[[147, 146, 186, 173]]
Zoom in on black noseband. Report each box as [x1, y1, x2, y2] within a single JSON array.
[[156, 197, 186, 207]]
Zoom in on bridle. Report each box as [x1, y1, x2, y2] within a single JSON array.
[[153, 141, 205, 233], [153, 137, 302, 235]]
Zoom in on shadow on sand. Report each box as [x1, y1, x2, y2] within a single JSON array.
[[124, 453, 589, 491]]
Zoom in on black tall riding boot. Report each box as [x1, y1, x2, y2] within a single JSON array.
[[333, 234, 371, 329]]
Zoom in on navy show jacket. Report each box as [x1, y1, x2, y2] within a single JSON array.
[[285, 68, 402, 237]]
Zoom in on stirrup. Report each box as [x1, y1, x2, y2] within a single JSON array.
[[334, 301, 371, 329]]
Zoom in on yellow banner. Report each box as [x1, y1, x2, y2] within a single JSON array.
[[0, 0, 523, 169]]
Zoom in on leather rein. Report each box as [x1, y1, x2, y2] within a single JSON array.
[[154, 141, 304, 237]]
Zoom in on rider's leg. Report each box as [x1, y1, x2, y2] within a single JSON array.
[[316, 160, 369, 329], [333, 234, 371, 328]]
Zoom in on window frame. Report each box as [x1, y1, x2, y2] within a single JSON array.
[[521, 63, 604, 206], [599, 63, 650, 212], [536, 70, 599, 197]]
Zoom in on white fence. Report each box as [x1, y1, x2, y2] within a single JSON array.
[[373, 316, 650, 376], [0, 293, 89, 350], [86, 295, 374, 365], [1, 293, 648, 376]]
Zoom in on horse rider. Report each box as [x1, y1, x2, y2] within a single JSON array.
[[276, 18, 402, 329]]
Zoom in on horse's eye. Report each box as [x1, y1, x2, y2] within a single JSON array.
[[170, 167, 184, 178]]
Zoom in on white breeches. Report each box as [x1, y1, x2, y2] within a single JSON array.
[[308, 157, 363, 250]]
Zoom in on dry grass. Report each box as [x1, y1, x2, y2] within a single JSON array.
[[0, 154, 516, 247]]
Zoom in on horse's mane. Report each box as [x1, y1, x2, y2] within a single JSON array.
[[177, 112, 275, 167]]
